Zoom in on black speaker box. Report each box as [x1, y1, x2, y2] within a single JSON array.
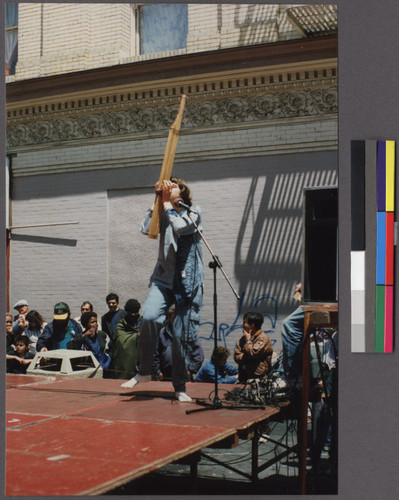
[[302, 187, 338, 303]]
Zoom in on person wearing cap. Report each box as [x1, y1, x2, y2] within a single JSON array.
[[36, 302, 83, 352], [13, 299, 29, 319], [121, 177, 204, 403], [12, 299, 29, 335], [111, 299, 141, 380]]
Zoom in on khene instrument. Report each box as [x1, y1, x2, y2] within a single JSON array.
[[147, 94, 187, 239]]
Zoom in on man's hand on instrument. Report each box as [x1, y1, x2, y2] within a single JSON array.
[[155, 181, 162, 196], [161, 180, 179, 209]]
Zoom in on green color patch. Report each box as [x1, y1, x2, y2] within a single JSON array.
[[375, 285, 385, 353]]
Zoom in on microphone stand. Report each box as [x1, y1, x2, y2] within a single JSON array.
[[181, 205, 265, 414]]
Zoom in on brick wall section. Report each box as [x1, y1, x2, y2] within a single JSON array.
[[88, 4, 133, 68], [14, 3, 302, 80], [16, 4, 134, 79], [187, 4, 299, 51], [17, 4, 42, 64], [10, 177, 108, 322], [11, 176, 106, 326]]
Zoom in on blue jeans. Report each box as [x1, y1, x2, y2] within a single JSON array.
[[138, 283, 203, 392], [281, 306, 304, 383]]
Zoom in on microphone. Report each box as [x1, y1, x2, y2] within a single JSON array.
[[175, 200, 198, 213]]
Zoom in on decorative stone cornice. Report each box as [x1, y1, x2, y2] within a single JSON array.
[[7, 81, 337, 149]]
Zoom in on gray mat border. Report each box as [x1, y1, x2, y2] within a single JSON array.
[[2, 1, 399, 499]]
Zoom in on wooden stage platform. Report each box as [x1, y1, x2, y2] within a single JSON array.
[[6, 374, 287, 496]]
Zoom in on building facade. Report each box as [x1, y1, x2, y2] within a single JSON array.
[[6, 4, 338, 357]]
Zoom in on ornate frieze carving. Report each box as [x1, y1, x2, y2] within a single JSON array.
[[7, 85, 337, 148]]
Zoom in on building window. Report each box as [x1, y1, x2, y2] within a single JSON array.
[[6, 3, 18, 75], [138, 4, 188, 55]]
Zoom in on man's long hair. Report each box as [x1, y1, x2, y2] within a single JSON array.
[[170, 176, 192, 206]]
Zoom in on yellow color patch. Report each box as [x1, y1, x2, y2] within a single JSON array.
[[385, 140, 395, 212]]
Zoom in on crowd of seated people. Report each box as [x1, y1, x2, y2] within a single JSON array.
[[7, 295, 337, 396], [6, 297, 279, 385], [8, 294, 334, 393]]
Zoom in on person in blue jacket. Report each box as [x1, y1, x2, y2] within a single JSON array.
[[69, 311, 112, 377], [36, 302, 82, 352], [195, 346, 238, 384], [122, 177, 204, 402]]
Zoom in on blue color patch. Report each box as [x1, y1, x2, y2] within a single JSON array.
[[376, 212, 386, 285]]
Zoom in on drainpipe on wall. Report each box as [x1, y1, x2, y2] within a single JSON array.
[[6, 155, 13, 312]]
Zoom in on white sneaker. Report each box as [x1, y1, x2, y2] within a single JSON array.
[[175, 392, 192, 402], [121, 374, 151, 388]]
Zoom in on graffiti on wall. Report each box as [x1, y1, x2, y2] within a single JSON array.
[[198, 290, 279, 347]]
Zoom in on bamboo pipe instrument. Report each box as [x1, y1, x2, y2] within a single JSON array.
[[148, 95, 187, 239]]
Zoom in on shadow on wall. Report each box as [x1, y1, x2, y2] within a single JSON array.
[[234, 167, 337, 317], [234, 4, 282, 46], [185, 154, 338, 350], [10, 233, 78, 247]]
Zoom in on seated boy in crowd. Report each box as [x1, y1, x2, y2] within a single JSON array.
[[195, 346, 238, 384], [234, 312, 273, 383], [6, 335, 34, 374]]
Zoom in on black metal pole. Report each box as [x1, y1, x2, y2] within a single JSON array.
[[184, 211, 263, 414], [210, 260, 222, 408]]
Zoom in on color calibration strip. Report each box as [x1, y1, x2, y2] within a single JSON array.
[[351, 140, 395, 353], [376, 140, 395, 352]]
